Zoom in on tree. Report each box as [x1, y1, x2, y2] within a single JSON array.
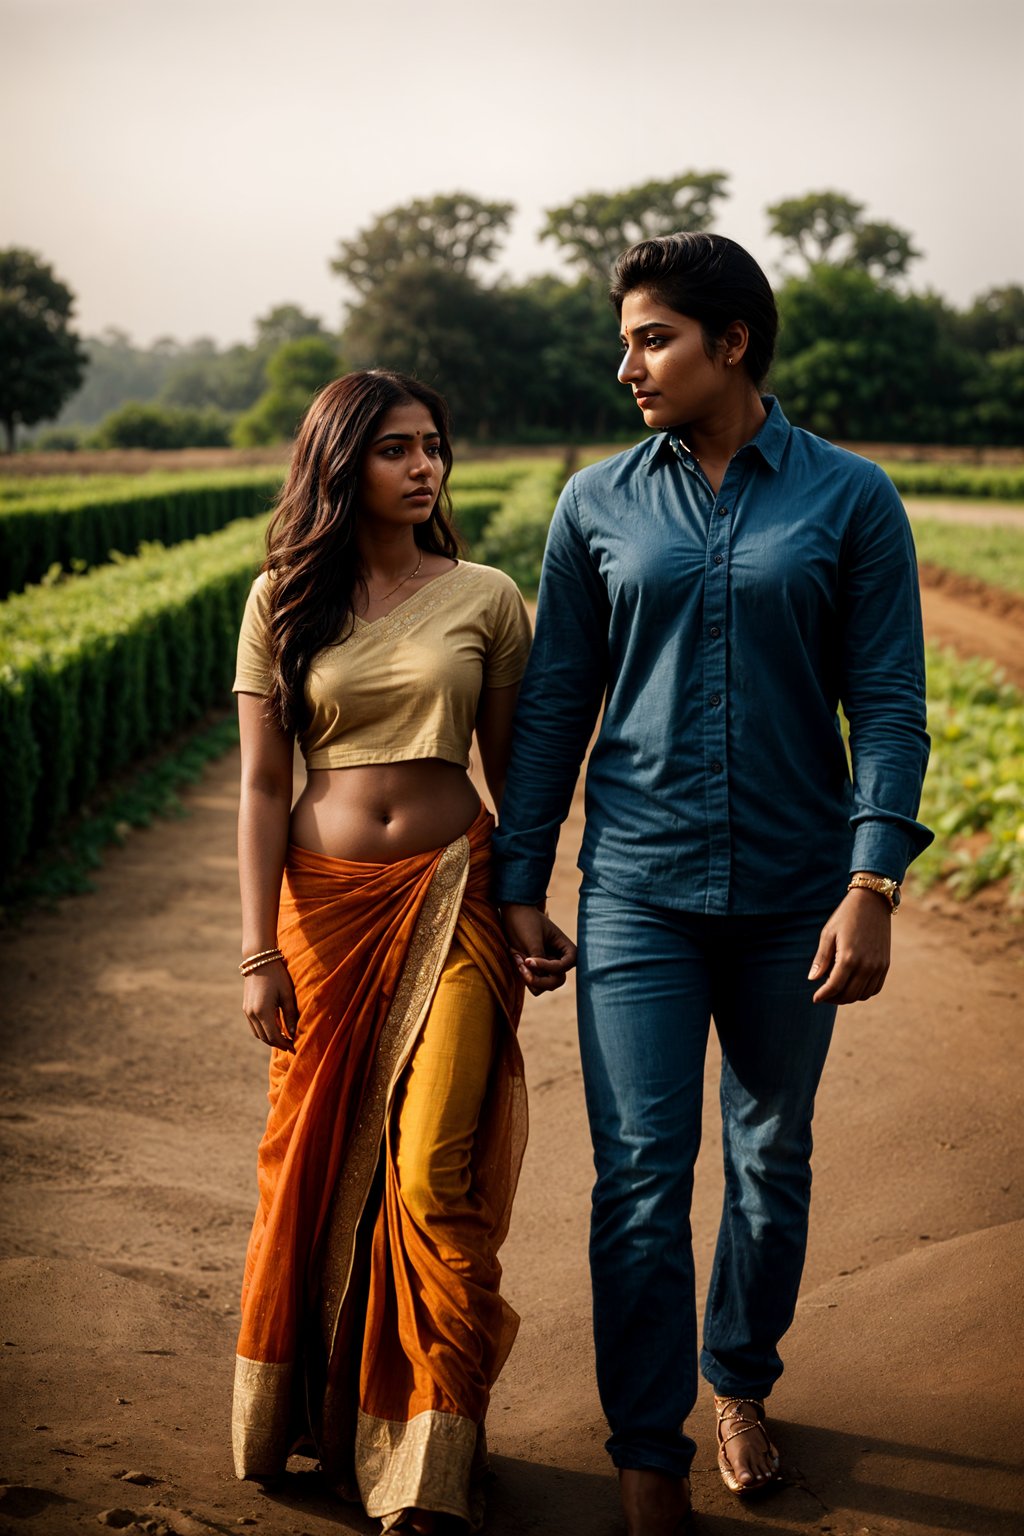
[[342, 264, 541, 437], [331, 193, 515, 297], [540, 171, 729, 285], [964, 347, 1024, 445], [956, 285, 1024, 353], [766, 192, 920, 281], [90, 401, 232, 448], [254, 303, 331, 351], [233, 335, 341, 445], [0, 248, 87, 451], [518, 275, 638, 440], [771, 266, 969, 441]]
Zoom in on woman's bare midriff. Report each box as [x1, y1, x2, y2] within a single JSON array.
[[289, 759, 483, 863]]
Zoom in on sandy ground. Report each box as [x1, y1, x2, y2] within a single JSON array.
[[1, 587, 1023, 1536]]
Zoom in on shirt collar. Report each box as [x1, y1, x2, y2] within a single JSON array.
[[649, 395, 791, 475]]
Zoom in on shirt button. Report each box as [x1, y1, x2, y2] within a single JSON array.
[[711, 760, 723, 773], [718, 506, 729, 516], [713, 554, 724, 566], [709, 625, 721, 638], [709, 694, 721, 707]]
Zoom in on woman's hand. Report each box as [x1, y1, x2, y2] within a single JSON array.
[[243, 961, 299, 1052], [501, 903, 578, 996], [808, 888, 892, 1005]]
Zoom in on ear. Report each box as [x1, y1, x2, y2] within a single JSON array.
[[720, 321, 750, 367]]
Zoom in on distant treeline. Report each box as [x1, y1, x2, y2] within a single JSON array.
[[38, 177, 1024, 448]]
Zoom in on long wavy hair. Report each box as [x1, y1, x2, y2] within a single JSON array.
[[262, 370, 459, 733]]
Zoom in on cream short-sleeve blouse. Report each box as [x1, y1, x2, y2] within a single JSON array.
[[233, 561, 532, 770]]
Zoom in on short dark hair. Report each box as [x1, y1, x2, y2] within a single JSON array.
[[610, 233, 779, 387]]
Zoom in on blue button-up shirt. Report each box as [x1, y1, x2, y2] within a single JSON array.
[[492, 398, 933, 914]]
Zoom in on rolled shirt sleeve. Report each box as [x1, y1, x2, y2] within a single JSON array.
[[840, 465, 933, 881]]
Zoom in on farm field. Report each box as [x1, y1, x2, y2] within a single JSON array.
[[0, 452, 1022, 1536]]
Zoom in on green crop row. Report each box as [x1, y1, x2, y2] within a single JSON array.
[[476, 463, 566, 594], [910, 517, 1024, 595], [0, 473, 148, 503], [0, 516, 267, 882], [913, 647, 1024, 901], [883, 462, 1024, 501], [450, 490, 505, 548], [0, 468, 282, 597]]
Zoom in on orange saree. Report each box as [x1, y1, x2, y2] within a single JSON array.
[[232, 805, 526, 1529]]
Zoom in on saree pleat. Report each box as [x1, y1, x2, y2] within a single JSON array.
[[232, 805, 526, 1530]]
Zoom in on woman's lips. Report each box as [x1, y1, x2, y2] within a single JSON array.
[[634, 392, 659, 407]]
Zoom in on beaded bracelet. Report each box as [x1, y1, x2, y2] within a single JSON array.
[[239, 947, 285, 975]]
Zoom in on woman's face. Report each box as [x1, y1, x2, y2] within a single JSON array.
[[357, 401, 444, 530], [617, 292, 729, 430]]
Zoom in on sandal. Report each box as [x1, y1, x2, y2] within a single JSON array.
[[713, 1395, 781, 1496]]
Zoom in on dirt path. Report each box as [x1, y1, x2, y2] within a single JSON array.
[[2, 594, 1023, 1536]]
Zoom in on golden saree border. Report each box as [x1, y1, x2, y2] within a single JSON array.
[[318, 834, 471, 1357], [357, 1409, 487, 1531], [232, 834, 470, 1485], [231, 1357, 293, 1479]]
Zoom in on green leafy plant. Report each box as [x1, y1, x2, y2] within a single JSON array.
[[913, 647, 1024, 902], [0, 467, 283, 595], [0, 516, 267, 881], [910, 518, 1024, 595]]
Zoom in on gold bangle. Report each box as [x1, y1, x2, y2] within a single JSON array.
[[239, 947, 284, 974]]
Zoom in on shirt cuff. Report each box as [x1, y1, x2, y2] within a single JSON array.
[[849, 822, 916, 883], [492, 862, 550, 908]]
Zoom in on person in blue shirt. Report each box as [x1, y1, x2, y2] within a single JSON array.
[[492, 232, 932, 1536]]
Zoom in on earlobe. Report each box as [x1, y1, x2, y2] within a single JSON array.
[[722, 322, 749, 365]]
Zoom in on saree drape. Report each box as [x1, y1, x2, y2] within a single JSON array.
[[231, 805, 526, 1529]]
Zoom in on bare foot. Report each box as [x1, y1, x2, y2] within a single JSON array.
[[713, 1396, 780, 1492], [618, 1468, 692, 1535]]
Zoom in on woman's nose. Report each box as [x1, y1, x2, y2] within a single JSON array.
[[618, 347, 643, 383]]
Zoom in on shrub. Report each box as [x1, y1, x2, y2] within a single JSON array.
[[0, 517, 267, 880], [477, 464, 565, 592], [90, 402, 233, 450], [0, 468, 282, 595]]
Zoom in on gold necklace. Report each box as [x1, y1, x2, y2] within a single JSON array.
[[373, 549, 423, 603]]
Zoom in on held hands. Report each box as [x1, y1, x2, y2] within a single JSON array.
[[243, 962, 299, 1052], [501, 903, 578, 996], [809, 887, 892, 1005]]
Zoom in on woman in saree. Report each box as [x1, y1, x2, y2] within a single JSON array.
[[230, 369, 537, 1534]]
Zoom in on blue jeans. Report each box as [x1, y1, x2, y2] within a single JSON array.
[[577, 879, 837, 1477]]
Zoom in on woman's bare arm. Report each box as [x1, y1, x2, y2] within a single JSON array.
[[474, 682, 520, 812], [477, 682, 578, 994], [237, 692, 299, 1051]]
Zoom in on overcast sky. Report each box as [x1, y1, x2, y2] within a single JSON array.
[[3, 0, 1022, 346]]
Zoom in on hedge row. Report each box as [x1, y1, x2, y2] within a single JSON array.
[[0, 517, 267, 881], [883, 462, 1024, 501], [477, 463, 566, 592], [0, 469, 282, 596]]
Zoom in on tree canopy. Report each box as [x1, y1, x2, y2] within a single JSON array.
[[766, 191, 921, 281], [540, 171, 729, 285], [233, 335, 341, 446], [331, 193, 515, 297], [0, 248, 87, 451]]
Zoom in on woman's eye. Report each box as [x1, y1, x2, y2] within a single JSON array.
[[426, 443, 442, 457], [644, 334, 664, 349]]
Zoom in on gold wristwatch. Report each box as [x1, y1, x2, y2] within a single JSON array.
[[847, 872, 901, 914]]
